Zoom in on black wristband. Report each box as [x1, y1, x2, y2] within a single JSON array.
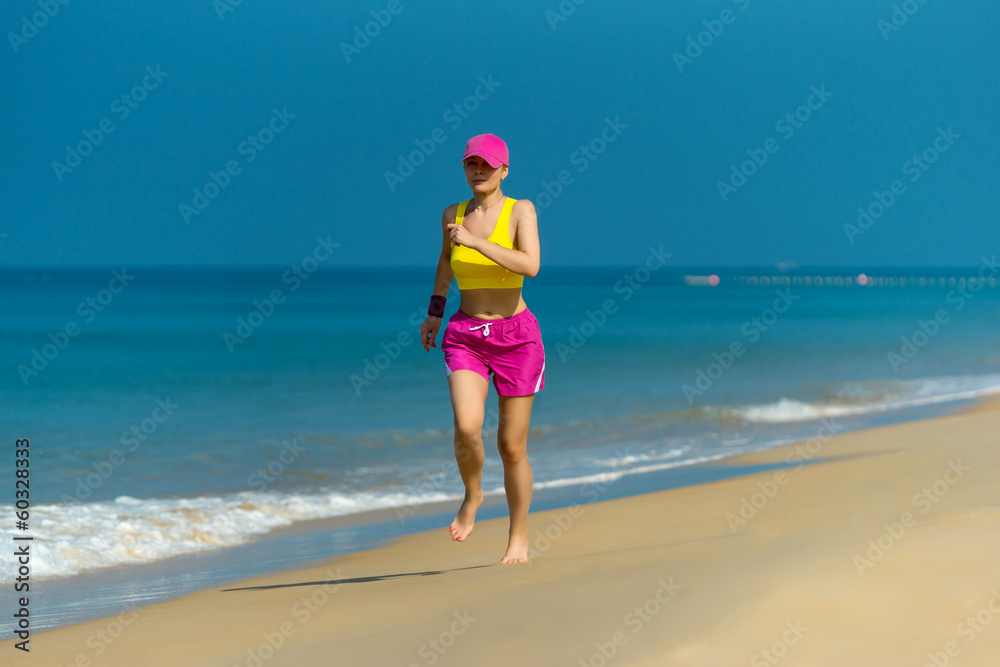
[[428, 295, 446, 317]]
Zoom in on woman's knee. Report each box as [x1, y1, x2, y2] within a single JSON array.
[[497, 438, 527, 463], [453, 417, 484, 444]]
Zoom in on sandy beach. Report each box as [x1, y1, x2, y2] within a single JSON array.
[[6, 1, 996, 664], [7, 400, 1000, 666]]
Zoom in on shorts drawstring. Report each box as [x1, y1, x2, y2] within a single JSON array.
[[468, 322, 491, 338]]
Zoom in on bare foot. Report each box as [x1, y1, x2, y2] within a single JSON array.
[[499, 533, 529, 564], [449, 492, 484, 542]]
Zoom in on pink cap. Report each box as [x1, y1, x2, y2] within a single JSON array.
[[462, 133, 508, 168]]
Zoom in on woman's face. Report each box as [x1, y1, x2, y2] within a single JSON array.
[[463, 156, 507, 194]]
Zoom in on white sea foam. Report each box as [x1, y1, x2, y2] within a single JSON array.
[[517, 452, 733, 492], [590, 447, 688, 468], [723, 375, 1000, 424], [8, 375, 996, 584], [0, 489, 458, 583], [0, 447, 738, 583]]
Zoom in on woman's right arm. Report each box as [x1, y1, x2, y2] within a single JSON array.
[[432, 204, 457, 296], [419, 205, 457, 351]]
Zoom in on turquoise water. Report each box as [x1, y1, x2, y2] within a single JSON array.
[[2, 265, 1000, 588]]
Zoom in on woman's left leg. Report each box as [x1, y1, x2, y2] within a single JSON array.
[[496, 393, 535, 564]]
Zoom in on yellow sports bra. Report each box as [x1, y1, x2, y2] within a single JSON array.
[[450, 198, 524, 290]]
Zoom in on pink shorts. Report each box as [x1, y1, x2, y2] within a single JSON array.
[[442, 307, 546, 396]]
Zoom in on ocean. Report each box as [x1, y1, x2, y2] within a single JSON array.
[[3, 264, 1000, 633]]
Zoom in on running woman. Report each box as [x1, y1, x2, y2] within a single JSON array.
[[419, 133, 545, 565]]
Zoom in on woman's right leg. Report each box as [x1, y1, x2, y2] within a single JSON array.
[[446, 368, 489, 541]]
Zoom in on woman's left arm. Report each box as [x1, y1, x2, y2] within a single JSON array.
[[456, 199, 540, 277]]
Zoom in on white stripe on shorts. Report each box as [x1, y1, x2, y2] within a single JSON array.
[[533, 358, 545, 393]]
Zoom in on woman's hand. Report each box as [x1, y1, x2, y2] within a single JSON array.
[[420, 316, 442, 352], [446, 223, 480, 250]]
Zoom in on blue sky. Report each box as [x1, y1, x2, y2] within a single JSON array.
[[1, 0, 997, 268]]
